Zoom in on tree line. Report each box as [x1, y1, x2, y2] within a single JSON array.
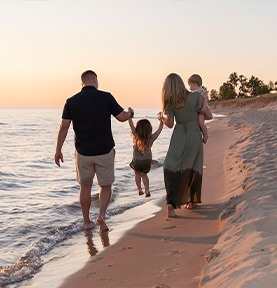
[[209, 72, 277, 101]]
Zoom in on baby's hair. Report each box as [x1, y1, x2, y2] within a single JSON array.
[[133, 119, 152, 154], [188, 74, 202, 87]]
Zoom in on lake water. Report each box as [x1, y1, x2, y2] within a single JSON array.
[[0, 108, 179, 287]]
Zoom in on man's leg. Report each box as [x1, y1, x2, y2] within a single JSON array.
[[80, 184, 92, 230], [97, 185, 111, 232]]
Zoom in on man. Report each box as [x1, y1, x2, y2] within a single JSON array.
[[54, 70, 134, 232]]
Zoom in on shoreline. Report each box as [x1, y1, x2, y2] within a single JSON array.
[[59, 115, 235, 288]]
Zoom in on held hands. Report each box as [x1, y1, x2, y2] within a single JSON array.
[[128, 107, 134, 118], [157, 111, 163, 121]]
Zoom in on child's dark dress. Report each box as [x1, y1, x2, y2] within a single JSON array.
[[130, 133, 159, 173]]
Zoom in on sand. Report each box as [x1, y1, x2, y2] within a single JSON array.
[[60, 96, 277, 288]]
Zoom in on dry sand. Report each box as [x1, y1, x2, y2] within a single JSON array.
[[200, 101, 277, 288], [60, 96, 277, 288]]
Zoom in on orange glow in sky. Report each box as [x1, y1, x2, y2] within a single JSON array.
[[0, 0, 276, 108]]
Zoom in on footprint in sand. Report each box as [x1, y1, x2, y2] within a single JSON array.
[[162, 225, 176, 229], [158, 267, 179, 277], [121, 246, 133, 250], [153, 284, 171, 288], [167, 250, 181, 256]]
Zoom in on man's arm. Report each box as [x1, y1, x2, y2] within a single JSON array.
[[54, 119, 71, 166], [115, 107, 134, 122]]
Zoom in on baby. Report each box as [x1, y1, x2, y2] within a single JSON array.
[[188, 74, 209, 143]]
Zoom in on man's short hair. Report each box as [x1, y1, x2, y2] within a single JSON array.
[[188, 74, 202, 86], [81, 70, 97, 83]]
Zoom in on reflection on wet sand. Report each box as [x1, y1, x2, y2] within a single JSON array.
[[84, 230, 110, 257]]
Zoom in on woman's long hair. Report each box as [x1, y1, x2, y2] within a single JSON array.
[[161, 73, 188, 112], [133, 119, 152, 154]]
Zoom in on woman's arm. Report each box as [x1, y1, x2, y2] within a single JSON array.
[[203, 105, 213, 120], [160, 114, 174, 128], [199, 91, 213, 120]]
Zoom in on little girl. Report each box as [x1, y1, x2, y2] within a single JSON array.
[[128, 116, 163, 197]]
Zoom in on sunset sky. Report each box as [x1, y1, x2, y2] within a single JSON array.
[[0, 0, 276, 108]]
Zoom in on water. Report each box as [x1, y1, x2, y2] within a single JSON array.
[[0, 108, 176, 287]]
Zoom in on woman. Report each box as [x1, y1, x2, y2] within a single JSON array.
[[159, 73, 213, 217]]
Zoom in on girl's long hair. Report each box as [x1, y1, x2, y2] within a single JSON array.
[[161, 73, 188, 112], [133, 119, 152, 154]]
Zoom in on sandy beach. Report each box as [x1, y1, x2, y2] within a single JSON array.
[[60, 95, 277, 288]]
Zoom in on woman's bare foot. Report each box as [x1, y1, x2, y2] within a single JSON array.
[[138, 189, 144, 196], [145, 190, 151, 197], [167, 204, 177, 218], [185, 202, 194, 210], [97, 216, 109, 233]]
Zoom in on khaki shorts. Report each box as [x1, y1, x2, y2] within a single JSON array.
[[75, 149, 115, 187]]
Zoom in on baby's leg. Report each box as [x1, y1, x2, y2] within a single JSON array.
[[135, 171, 144, 195], [141, 172, 150, 197], [198, 113, 208, 143]]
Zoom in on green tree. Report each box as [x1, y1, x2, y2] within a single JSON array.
[[219, 82, 236, 100], [228, 72, 239, 88], [247, 76, 270, 96], [210, 89, 219, 100], [237, 74, 249, 98], [256, 84, 270, 95], [268, 81, 274, 91]]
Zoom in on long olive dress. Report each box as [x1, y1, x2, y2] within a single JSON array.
[[164, 91, 203, 209]]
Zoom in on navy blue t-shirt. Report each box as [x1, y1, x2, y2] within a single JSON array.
[[62, 86, 123, 156]]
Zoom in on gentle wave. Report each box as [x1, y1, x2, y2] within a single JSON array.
[[0, 221, 84, 287], [0, 196, 153, 287]]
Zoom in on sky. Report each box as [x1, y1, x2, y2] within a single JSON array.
[[0, 0, 276, 108]]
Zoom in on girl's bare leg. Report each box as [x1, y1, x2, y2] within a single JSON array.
[[141, 172, 150, 197], [135, 171, 144, 195]]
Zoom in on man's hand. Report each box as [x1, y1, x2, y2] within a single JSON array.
[[55, 151, 64, 167]]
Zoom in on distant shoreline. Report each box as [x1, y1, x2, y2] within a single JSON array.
[[209, 92, 277, 109]]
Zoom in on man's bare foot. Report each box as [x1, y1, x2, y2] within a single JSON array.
[[167, 204, 177, 218], [138, 189, 144, 196], [97, 216, 109, 233]]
